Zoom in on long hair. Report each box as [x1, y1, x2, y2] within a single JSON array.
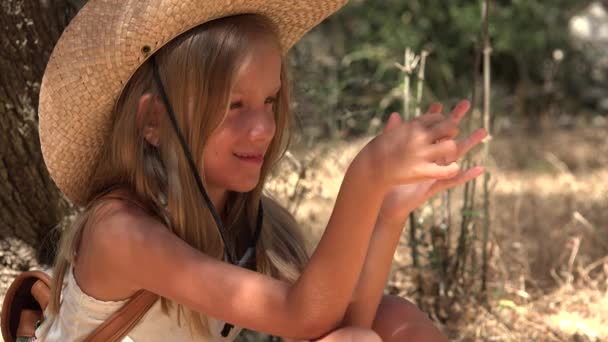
[[46, 14, 309, 337]]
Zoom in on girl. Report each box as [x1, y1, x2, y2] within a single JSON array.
[[36, 1, 487, 341]]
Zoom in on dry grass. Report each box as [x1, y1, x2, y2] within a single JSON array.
[[1, 123, 606, 341], [267, 123, 608, 341]]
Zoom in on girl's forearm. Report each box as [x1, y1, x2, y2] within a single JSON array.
[[287, 154, 386, 334], [341, 219, 404, 327]]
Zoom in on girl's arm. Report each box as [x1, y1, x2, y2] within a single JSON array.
[[340, 102, 487, 328], [81, 116, 459, 340], [341, 218, 403, 327], [84, 154, 385, 340]]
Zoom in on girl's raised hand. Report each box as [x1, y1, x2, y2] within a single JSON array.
[[365, 101, 467, 189], [375, 100, 487, 226]]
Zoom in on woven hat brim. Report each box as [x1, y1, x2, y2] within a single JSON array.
[[38, 0, 348, 204]]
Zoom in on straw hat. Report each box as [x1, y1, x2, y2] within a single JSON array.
[[38, 0, 348, 205]]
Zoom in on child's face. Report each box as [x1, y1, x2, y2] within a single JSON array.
[[203, 39, 281, 199]]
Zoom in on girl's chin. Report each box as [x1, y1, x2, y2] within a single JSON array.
[[228, 181, 260, 193]]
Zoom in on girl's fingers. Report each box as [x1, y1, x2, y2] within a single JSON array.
[[426, 100, 470, 141], [383, 112, 403, 133], [428, 166, 484, 195], [427, 119, 460, 142], [425, 100, 471, 141], [449, 100, 471, 125], [427, 102, 443, 114], [433, 128, 486, 165], [424, 139, 458, 162], [418, 162, 461, 180], [388, 103, 442, 132], [454, 128, 488, 160], [415, 112, 445, 127]]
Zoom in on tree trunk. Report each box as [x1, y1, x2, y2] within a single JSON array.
[[0, 0, 84, 265]]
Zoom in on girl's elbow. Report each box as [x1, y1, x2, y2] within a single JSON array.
[[291, 306, 344, 340], [284, 288, 346, 338]]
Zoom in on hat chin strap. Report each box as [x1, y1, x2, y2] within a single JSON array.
[[150, 56, 263, 337]]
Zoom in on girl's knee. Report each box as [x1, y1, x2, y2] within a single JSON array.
[[373, 295, 447, 342], [374, 295, 429, 324], [314, 326, 382, 342]]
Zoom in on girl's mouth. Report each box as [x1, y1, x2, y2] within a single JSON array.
[[234, 152, 264, 164]]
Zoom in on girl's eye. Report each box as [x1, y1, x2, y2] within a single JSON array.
[[230, 97, 276, 110], [229, 101, 243, 110]]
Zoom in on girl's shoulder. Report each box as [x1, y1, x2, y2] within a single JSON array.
[[85, 190, 167, 256], [74, 189, 168, 300], [90, 190, 161, 229]]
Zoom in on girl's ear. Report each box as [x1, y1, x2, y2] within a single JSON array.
[[136, 93, 164, 146]]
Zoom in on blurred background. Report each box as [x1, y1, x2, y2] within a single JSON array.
[[1, 1, 607, 341]]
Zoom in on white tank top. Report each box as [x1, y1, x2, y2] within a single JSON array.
[[35, 268, 243, 341]]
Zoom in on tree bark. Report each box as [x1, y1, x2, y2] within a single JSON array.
[[0, 0, 84, 265]]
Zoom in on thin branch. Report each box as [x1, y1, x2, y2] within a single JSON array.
[[481, 0, 493, 294], [415, 50, 429, 117]]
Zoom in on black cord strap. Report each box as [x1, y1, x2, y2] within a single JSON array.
[[149, 56, 263, 337], [150, 56, 236, 262]]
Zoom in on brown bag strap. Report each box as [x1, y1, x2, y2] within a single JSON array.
[[2, 271, 158, 342], [84, 290, 159, 342], [1, 189, 161, 342], [1, 271, 52, 342]]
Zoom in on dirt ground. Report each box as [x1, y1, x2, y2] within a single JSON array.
[[1, 120, 607, 341]]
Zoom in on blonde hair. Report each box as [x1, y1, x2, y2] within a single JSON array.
[[46, 14, 309, 337]]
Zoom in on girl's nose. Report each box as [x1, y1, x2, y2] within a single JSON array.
[[249, 109, 276, 143]]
